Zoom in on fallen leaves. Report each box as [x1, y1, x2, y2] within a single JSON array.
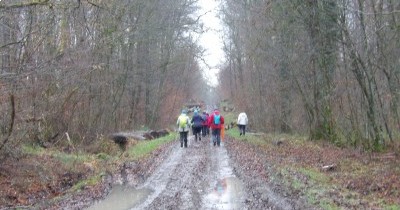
[[225, 135, 400, 208]]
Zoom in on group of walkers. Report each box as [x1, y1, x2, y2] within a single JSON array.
[[176, 108, 225, 148], [176, 107, 249, 148]]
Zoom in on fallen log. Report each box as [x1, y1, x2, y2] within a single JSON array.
[[110, 129, 170, 144], [272, 139, 283, 146], [142, 129, 170, 140], [157, 129, 169, 137], [321, 164, 336, 171], [109, 132, 143, 151], [110, 132, 146, 142]]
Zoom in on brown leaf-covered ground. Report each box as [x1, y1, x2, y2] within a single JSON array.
[[0, 142, 172, 209], [225, 134, 400, 209]]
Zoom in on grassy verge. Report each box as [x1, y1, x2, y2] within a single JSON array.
[[125, 133, 177, 160], [225, 128, 400, 209], [20, 133, 177, 194]]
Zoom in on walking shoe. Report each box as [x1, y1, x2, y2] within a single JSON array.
[[213, 141, 216, 146], [199, 137, 201, 141]]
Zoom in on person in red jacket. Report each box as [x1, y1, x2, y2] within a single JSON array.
[[201, 111, 210, 137], [208, 109, 224, 146]]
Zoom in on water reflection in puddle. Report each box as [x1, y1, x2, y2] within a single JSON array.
[[85, 185, 152, 210], [204, 177, 244, 209]]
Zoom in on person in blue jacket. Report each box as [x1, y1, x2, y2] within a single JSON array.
[[191, 110, 204, 141]]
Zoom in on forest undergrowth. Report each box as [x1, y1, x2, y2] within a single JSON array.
[[226, 129, 400, 209]]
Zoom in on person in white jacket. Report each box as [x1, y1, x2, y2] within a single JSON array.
[[237, 112, 248, 136]]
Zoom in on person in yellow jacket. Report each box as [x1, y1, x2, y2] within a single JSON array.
[[177, 109, 190, 148]]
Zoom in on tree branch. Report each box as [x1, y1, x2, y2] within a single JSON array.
[[0, 0, 50, 9], [0, 94, 15, 151]]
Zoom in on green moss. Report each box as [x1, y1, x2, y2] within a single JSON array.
[[22, 144, 45, 155], [70, 175, 102, 192], [52, 152, 92, 165], [299, 167, 330, 184], [383, 204, 400, 210], [319, 200, 339, 210], [291, 178, 304, 190], [96, 152, 112, 160], [126, 133, 177, 160]]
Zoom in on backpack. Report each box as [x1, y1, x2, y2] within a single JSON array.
[[192, 115, 203, 127], [178, 115, 187, 128], [214, 114, 221, 125]]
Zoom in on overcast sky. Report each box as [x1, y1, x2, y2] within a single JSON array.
[[197, 0, 224, 87]]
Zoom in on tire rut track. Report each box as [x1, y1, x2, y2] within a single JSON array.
[[133, 136, 214, 210]]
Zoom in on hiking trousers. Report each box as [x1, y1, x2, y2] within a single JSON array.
[[212, 128, 221, 146], [238, 124, 246, 135], [202, 125, 209, 137], [192, 126, 202, 141], [179, 131, 188, 147]]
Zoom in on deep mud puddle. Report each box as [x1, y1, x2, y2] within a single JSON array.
[[203, 177, 244, 209], [85, 185, 152, 210]]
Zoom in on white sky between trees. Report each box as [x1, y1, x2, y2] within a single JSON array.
[[197, 0, 224, 87]]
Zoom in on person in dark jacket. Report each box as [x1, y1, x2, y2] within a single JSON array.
[[191, 110, 204, 141], [201, 111, 210, 137]]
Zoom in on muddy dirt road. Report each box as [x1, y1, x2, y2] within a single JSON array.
[[86, 135, 304, 210]]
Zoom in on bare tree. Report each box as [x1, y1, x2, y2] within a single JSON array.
[[0, 0, 206, 157], [219, 0, 400, 151]]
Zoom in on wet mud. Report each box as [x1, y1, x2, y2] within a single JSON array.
[[83, 135, 309, 210]]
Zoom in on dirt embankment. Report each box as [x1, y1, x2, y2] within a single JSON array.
[[226, 135, 400, 209], [0, 140, 174, 209]]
